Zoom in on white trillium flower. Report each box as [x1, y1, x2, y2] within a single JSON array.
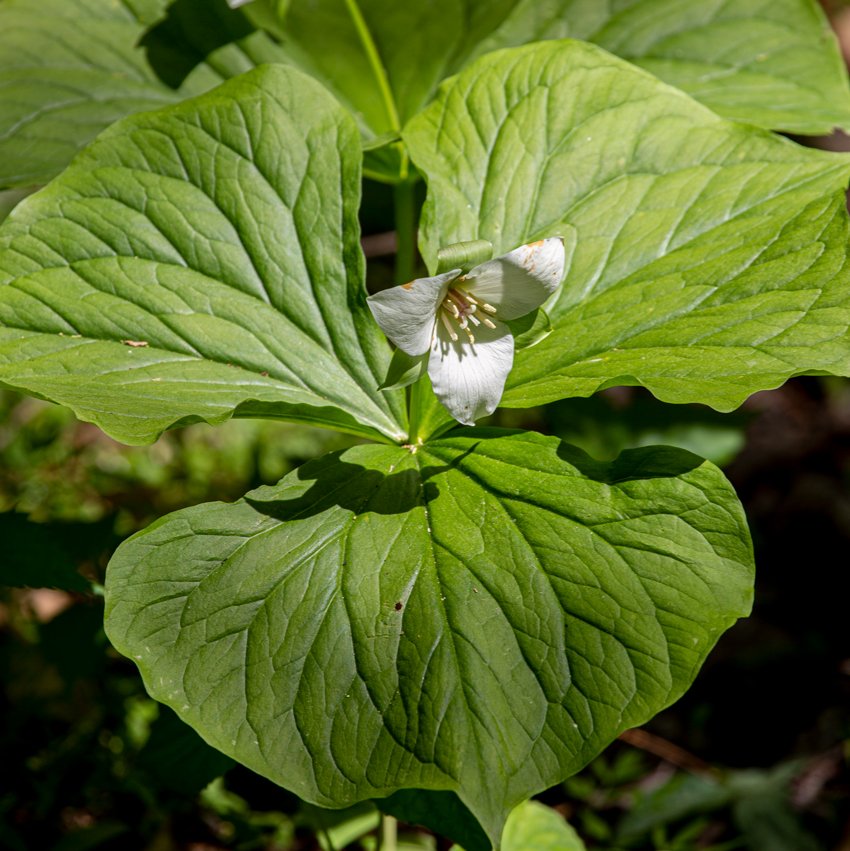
[[367, 238, 566, 425]]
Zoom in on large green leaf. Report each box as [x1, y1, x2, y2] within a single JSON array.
[[266, 0, 849, 182], [0, 65, 406, 444], [470, 0, 850, 135], [269, 0, 520, 134], [4, 1, 844, 189], [104, 430, 754, 847], [265, 0, 525, 181], [404, 40, 850, 415], [0, 0, 286, 189], [138, 0, 289, 89], [593, 0, 850, 135]]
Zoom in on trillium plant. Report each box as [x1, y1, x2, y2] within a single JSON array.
[[3, 0, 850, 848]]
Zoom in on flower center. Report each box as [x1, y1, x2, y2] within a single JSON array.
[[439, 286, 497, 344]]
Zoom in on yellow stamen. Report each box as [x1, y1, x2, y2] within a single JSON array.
[[439, 286, 496, 346]]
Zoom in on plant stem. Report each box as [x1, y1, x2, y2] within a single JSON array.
[[393, 178, 417, 284], [379, 814, 398, 851], [393, 177, 424, 442], [408, 373, 423, 443], [320, 824, 337, 851]]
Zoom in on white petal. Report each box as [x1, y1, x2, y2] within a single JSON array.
[[462, 237, 565, 320], [428, 317, 514, 425], [367, 270, 459, 356], [227, 0, 254, 7]]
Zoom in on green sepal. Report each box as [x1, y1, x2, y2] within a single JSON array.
[[379, 348, 428, 391], [363, 131, 402, 152], [506, 308, 552, 350]]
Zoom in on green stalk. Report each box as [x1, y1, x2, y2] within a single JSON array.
[[407, 373, 424, 444], [391, 179, 458, 444], [379, 814, 398, 851], [319, 824, 336, 851], [393, 178, 417, 284], [393, 178, 426, 443]]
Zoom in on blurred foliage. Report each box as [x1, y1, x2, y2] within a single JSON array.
[[0, 389, 371, 850], [541, 388, 749, 467], [0, 388, 357, 529]]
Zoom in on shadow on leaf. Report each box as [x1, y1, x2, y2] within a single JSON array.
[[555, 442, 705, 484], [242, 450, 467, 520], [139, 0, 255, 89]]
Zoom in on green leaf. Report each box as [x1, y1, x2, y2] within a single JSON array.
[[104, 430, 754, 846], [404, 40, 850, 415], [468, 0, 850, 135], [0, 65, 406, 445], [261, 0, 558, 181], [610, 0, 850, 134], [269, 0, 849, 184], [501, 801, 586, 851], [301, 802, 381, 851], [268, 0, 521, 136], [0, 0, 175, 188], [0, 0, 286, 189], [447, 799, 588, 851], [139, 0, 289, 89], [619, 762, 820, 851], [734, 783, 820, 851], [4, 0, 845, 190]]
